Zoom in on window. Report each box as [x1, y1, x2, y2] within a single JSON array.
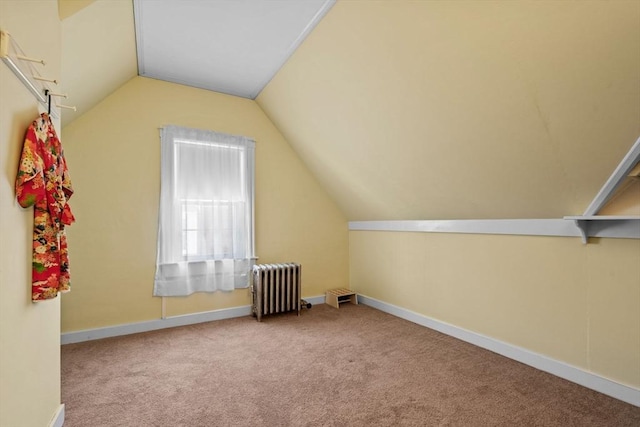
[[154, 125, 255, 296]]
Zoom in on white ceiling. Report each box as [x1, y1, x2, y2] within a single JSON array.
[[133, 0, 335, 99]]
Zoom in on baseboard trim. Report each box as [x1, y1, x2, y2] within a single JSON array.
[[60, 293, 638, 406], [61, 305, 252, 344], [49, 404, 64, 427], [357, 294, 640, 407], [61, 295, 327, 345], [303, 295, 326, 306]]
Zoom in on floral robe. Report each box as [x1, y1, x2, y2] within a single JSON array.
[[15, 113, 75, 301]]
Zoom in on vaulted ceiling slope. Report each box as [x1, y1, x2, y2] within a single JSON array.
[[58, 0, 333, 126], [60, 0, 137, 125], [134, 0, 334, 99], [257, 1, 640, 220]]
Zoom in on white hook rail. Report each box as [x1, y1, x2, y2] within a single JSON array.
[[16, 54, 45, 65], [56, 103, 77, 112], [0, 30, 76, 118], [32, 75, 58, 85]]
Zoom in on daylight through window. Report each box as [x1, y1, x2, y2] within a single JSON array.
[[154, 125, 255, 297]]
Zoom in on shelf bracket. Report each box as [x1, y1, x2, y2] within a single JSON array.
[[572, 219, 589, 244]]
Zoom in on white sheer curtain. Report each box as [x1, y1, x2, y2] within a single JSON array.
[[154, 125, 255, 296]]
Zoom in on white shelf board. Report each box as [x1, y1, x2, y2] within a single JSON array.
[[564, 215, 640, 221], [564, 216, 640, 243]]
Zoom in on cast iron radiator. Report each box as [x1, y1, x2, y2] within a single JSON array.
[[251, 263, 301, 322]]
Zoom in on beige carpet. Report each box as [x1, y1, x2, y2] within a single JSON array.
[[62, 304, 640, 426]]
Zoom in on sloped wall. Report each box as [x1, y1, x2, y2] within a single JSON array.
[[255, 0, 640, 399], [0, 2, 64, 426], [60, 76, 348, 332], [257, 0, 640, 220], [60, 0, 137, 126], [58, 0, 95, 20]]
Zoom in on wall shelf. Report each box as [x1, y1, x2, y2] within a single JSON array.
[[563, 216, 640, 244], [564, 136, 640, 243]]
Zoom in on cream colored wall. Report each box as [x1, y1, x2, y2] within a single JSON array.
[[257, 0, 640, 221], [58, 0, 95, 20], [0, 2, 63, 426], [60, 0, 137, 126], [259, 0, 640, 390], [350, 231, 640, 388], [599, 179, 640, 216], [60, 76, 348, 332]]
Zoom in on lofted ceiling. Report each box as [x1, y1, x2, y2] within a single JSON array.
[[59, 0, 334, 125], [58, 0, 640, 220], [134, 0, 334, 99]]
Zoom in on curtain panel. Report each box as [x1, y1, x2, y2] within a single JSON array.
[[154, 125, 255, 297]]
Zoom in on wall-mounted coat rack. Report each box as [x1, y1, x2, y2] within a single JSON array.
[[0, 30, 76, 118]]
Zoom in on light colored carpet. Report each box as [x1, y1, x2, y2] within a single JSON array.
[[62, 304, 640, 426]]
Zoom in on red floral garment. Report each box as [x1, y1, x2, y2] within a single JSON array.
[[15, 113, 75, 301]]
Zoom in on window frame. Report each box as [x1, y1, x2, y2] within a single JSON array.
[[154, 125, 256, 296]]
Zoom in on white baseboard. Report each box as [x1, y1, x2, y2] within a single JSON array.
[[61, 305, 252, 344], [302, 295, 326, 306], [61, 295, 326, 345], [357, 294, 640, 407], [60, 293, 638, 407], [49, 404, 64, 427]]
